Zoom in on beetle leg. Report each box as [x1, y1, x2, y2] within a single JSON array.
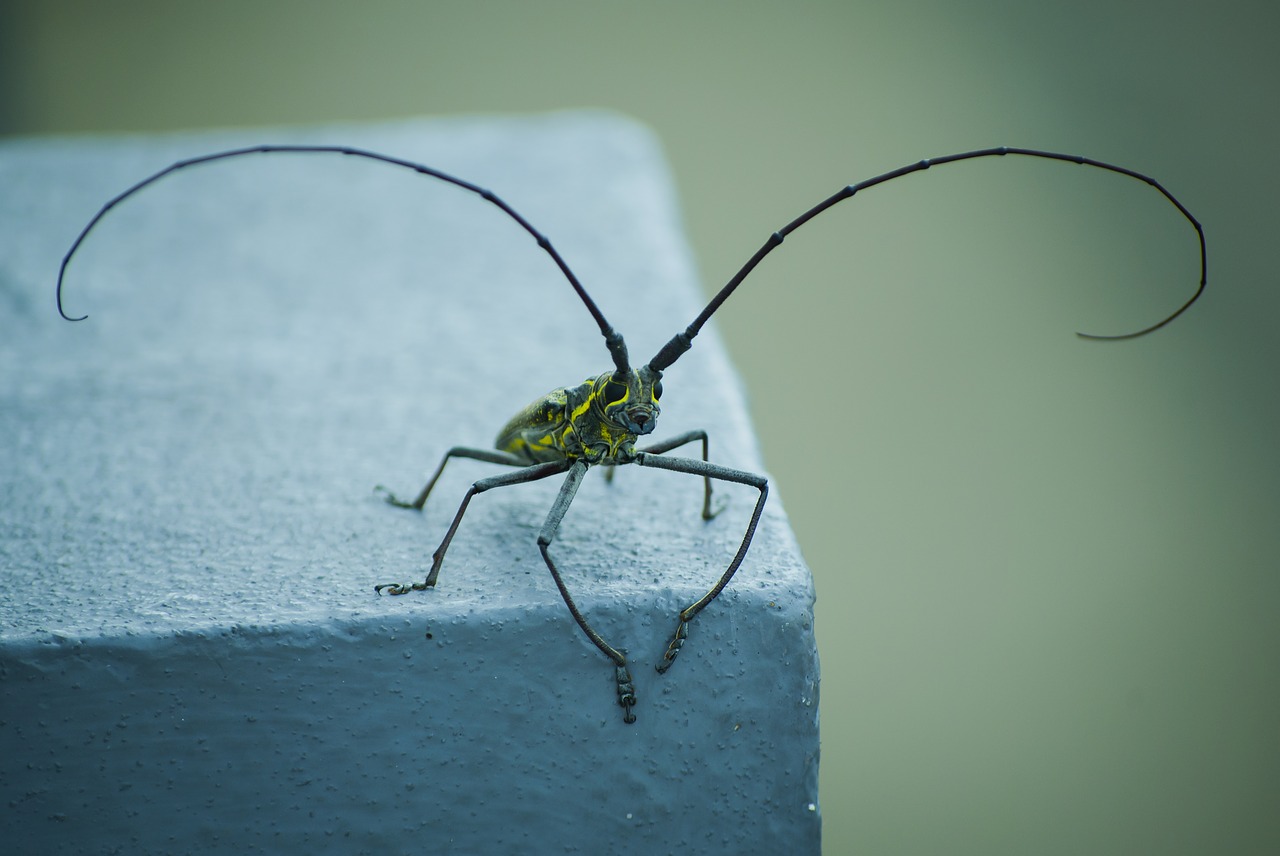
[[635, 452, 768, 674], [638, 429, 718, 520], [537, 460, 637, 723], [375, 459, 570, 594], [376, 446, 529, 511]]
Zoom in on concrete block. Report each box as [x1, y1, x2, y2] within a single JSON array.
[[0, 113, 820, 853]]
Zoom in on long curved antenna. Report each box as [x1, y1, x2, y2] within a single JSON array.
[[55, 144, 631, 375], [649, 147, 1206, 371]]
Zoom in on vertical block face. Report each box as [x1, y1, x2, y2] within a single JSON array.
[[0, 114, 820, 852]]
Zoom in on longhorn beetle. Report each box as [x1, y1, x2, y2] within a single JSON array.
[[56, 144, 1206, 724]]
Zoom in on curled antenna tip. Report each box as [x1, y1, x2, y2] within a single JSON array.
[[1074, 277, 1204, 341], [1075, 321, 1171, 341], [56, 280, 87, 321]]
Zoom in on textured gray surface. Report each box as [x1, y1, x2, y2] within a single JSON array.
[[0, 114, 820, 852]]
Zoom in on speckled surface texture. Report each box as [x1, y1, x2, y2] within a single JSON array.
[[0, 113, 820, 853]]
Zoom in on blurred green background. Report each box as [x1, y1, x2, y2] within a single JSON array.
[[5, 1, 1276, 852]]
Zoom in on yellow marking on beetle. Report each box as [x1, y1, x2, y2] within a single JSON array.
[[560, 426, 577, 450], [570, 395, 594, 423]]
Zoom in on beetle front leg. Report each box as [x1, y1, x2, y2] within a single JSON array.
[[634, 452, 768, 674], [536, 460, 638, 723]]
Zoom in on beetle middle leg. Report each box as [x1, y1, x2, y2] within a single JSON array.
[[637, 429, 718, 520], [634, 452, 768, 674], [375, 459, 571, 594], [601, 430, 718, 521], [376, 446, 530, 511]]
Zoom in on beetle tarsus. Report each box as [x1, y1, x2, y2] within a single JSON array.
[[655, 618, 689, 674], [375, 485, 424, 510], [616, 664, 638, 723], [374, 580, 431, 595]]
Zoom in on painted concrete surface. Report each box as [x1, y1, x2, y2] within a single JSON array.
[[0, 114, 820, 852]]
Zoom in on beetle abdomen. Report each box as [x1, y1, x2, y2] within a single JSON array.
[[494, 385, 579, 464]]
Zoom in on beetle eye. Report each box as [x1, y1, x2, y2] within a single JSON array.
[[604, 381, 628, 404], [652, 381, 663, 401]]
